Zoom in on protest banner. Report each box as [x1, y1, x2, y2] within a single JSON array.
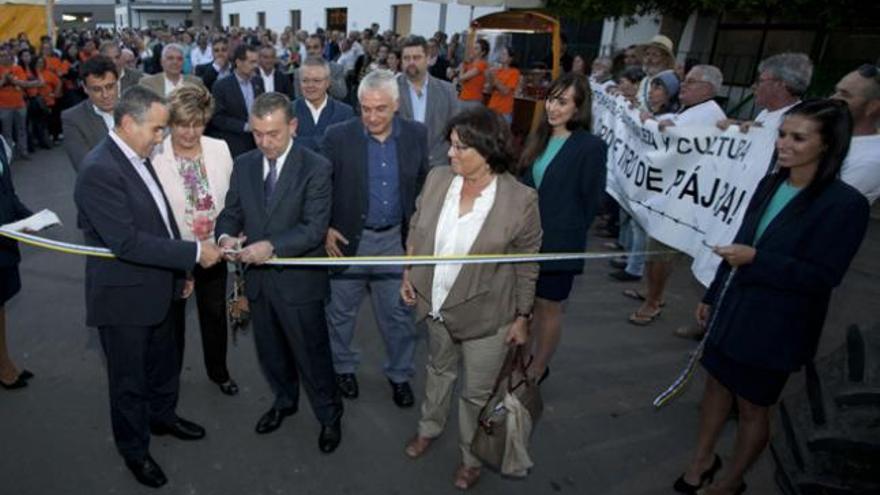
[[591, 84, 777, 286]]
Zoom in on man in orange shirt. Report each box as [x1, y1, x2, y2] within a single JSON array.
[[486, 46, 520, 123], [0, 45, 31, 160], [455, 39, 489, 103]]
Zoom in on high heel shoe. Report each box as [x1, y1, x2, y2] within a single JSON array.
[[673, 454, 722, 493], [0, 375, 28, 390]]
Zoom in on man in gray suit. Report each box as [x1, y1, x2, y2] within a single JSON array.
[[294, 35, 347, 100], [139, 44, 203, 97], [99, 41, 142, 94], [61, 55, 119, 171], [397, 35, 460, 167]]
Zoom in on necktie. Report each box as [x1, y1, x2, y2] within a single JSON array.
[[264, 158, 277, 207]]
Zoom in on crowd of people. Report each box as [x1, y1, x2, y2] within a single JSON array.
[[0, 21, 879, 495]]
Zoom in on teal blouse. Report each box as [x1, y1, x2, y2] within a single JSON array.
[[754, 181, 801, 243], [531, 135, 569, 189]]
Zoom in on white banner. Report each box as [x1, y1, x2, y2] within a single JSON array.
[[591, 85, 777, 286]]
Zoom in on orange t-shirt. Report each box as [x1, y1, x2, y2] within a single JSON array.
[[37, 69, 61, 107], [459, 60, 487, 101], [0, 65, 26, 109], [487, 67, 520, 116], [45, 56, 68, 77]]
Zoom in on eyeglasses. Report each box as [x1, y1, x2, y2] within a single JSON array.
[[301, 77, 328, 85], [450, 142, 471, 153], [85, 82, 118, 95]]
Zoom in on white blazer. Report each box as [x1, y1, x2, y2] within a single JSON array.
[[152, 135, 233, 241]]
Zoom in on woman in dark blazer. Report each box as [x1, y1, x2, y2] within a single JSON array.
[[0, 136, 34, 389], [520, 73, 608, 380], [674, 99, 870, 495]]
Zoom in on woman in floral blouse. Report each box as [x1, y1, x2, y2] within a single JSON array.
[[153, 83, 238, 396]]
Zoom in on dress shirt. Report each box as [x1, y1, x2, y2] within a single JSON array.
[[841, 134, 880, 205], [213, 62, 230, 80], [431, 175, 498, 316], [110, 131, 199, 261], [190, 45, 213, 66], [163, 75, 185, 96], [407, 79, 428, 123], [93, 104, 114, 130], [304, 95, 328, 123], [237, 73, 255, 117], [364, 121, 402, 228], [260, 68, 275, 93], [263, 138, 293, 181]]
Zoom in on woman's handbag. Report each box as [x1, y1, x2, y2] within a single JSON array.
[[471, 345, 543, 477]]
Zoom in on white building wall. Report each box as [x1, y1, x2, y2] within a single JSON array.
[[599, 15, 661, 55], [221, 0, 501, 36]]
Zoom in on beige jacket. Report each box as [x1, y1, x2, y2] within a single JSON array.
[[407, 166, 542, 341], [139, 73, 203, 96], [151, 135, 233, 241]]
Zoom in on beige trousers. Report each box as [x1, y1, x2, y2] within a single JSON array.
[[417, 318, 509, 467]]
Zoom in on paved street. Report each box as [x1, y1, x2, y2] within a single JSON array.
[[1, 146, 878, 495]]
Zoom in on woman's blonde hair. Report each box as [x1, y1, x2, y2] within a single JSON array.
[[167, 83, 214, 126]]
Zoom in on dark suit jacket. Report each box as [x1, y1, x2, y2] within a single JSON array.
[[292, 97, 354, 152], [119, 67, 143, 94], [74, 137, 197, 327], [207, 74, 265, 160], [429, 57, 450, 81], [214, 144, 331, 303], [320, 117, 429, 257], [261, 67, 293, 97], [397, 75, 460, 167], [703, 175, 869, 372], [521, 130, 608, 273], [0, 138, 32, 267], [61, 99, 110, 171], [195, 62, 230, 92]]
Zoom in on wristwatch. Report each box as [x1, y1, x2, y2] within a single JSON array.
[[515, 311, 533, 321]]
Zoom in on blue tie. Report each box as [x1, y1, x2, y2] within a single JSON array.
[[264, 158, 277, 207]]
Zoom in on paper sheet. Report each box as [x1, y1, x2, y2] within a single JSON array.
[[1, 209, 62, 233]]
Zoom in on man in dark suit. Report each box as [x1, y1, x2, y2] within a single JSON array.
[[74, 86, 223, 488], [321, 69, 429, 407], [61, 55, 118, 171], [257, 44, 293, 97], [215, 92, 343, 453], [194, 38, 231, 92], [207, 44, 264, 159], [291, 56, 354, 152], [398, 35, 460, 167], [99, 41, 142, 94]]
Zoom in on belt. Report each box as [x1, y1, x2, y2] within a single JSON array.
[[363, 224, 398, 233]]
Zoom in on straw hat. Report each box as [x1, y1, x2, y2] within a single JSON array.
[[642, 35, 675, 60]]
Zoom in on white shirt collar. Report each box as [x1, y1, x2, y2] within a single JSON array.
[[304, 95, 329, 122], [109, 129, 142, 161], [263, 138, 294, 179], [93, 104, 114, 130], [164, 74, 184, 95]]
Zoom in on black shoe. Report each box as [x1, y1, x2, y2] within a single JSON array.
[[0, 375, 28, 390], [389, 380, 414, 408], [336, 373, 359, 399], [19, 369, 34, 380], [673, 454, 722, 493], [608, 269, 642, 282], [217, 379, 239, 396], [318, 419, 342, 453], [609, 257, 628, 269], [125, 454, 167, 488], [255, 407, 297, 434], [150, 416, 206, 440]]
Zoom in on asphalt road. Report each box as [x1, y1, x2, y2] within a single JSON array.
[[1, 146, 877, 495]]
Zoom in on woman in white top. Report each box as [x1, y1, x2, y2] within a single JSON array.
[[152, 83, 238, 396], [400, 107, 542, 490]]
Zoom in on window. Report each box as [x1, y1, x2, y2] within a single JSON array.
[[257, 12, 266, 29], [229, 13, 240, 27], [392, 5, 412, 36], [290, 10, 301, 31], [326, 8, 347, 33]]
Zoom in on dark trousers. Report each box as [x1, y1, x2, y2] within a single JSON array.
[[98, 301, 184, 462], [175, 262, 230, 384], [250, 276, 342, 426]]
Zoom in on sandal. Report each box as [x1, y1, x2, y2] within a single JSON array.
[[628, 308, 662, 326], [404, 435, 433, 459], [622, 289, 666, 307], [453, 464, 481, 490]]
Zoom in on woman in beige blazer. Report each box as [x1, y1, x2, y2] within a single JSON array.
[[152, 83, 238, 396], [400, 107, 542, 490]]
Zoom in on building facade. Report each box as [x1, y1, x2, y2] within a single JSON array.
[[220, 0, 502, 37], [113, 0, 214, 29]]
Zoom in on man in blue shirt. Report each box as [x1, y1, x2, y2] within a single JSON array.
[[321, 69, 430, 408]]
